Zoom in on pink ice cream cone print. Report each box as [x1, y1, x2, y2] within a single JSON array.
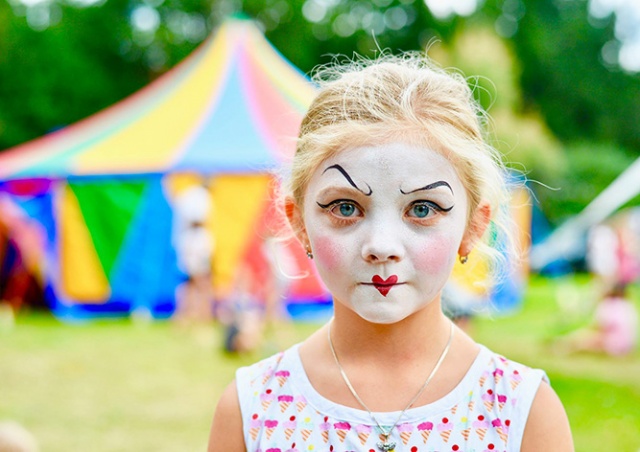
[[397, 422, 413, 445], [492, 418, 508, 443], [262, 369, 273, 385], [320, 416, 331, 443], [278, 395, 293, 413], [294, 395, 307, 413], [334, 421, 351, 442], [285, 444, 299, 452], [482, 389, 496, 411], [265, 448, 281, 452], [497, 394, 507, 411], [437, 417, 453, 443], [355, 424, 372, 445], [249, 413, 262, 441], [275, 370, 290, 387], [264, 419, 278, 440], [417, 421, 433, 443], [510, 370, 522, 390], [260, 389, 275, 411], [493, 368, 504, 385], [283, 416, 297, 440], [479, 370, 490, 387], [473, 415, 490, 441]]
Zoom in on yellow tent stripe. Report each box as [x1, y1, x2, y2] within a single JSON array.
[[74, 30, 232, 174], [211, 175, 272, 295], [59, 184, 111, 302]]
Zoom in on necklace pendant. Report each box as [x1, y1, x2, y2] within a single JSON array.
[[376, 441, 396, 451]]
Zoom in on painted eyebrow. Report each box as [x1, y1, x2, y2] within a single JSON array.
[[400, 180, 453, 195], [322, 164, 372, 196]]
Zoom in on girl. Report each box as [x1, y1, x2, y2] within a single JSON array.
[[209, 54, 573, 451]]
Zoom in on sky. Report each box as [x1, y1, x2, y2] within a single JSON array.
[[588, 0, 640, 72]]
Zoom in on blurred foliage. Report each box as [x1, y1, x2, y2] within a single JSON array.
[[0, 0, 149, 146], [1, 0, 640, 226], [431, 26, 565, 181], [509, 0, 640, 156], [237, 0, 455, 72]]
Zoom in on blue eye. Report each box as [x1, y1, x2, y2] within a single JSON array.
[[316, 199, 363, 220], [338, 203, 357, 217], [411, 203, 431, 218]]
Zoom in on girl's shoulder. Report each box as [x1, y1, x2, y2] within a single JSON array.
[[236, 345, 299, 388], [475, 344, 547, 383], [235, 344, 304, 411], [459, 345, 549, 449], [469, 344, 549, 404]]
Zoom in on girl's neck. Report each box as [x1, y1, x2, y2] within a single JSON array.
[[329, 302, 453, 366]]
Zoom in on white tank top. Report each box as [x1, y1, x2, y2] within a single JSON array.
[[236, 343, 547, 451]]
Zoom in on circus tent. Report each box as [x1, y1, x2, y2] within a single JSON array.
[[0, 17, 329, 320], [0, 16, 531, 321]]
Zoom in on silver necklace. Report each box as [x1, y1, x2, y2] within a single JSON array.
[[327, 319, 454, 452]]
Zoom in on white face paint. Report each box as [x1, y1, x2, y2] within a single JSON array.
[[302, 142, 470, 324]]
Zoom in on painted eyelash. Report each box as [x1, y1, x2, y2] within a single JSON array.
[[316, 199, 357, 210], [317, 200, 452, 213], [409, 200, 454, 213]]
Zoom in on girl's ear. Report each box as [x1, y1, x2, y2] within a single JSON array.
[[284, 197, 308, 245], [458, 201, 491, 257]]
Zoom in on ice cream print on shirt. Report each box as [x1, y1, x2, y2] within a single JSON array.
[[236, 344, 547, 451]]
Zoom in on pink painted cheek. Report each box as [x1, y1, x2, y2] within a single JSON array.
[[414, 240, 456, 274], [312, 235, 343, 270]]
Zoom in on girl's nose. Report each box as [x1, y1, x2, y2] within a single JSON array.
[[361, 222, 405, 263]]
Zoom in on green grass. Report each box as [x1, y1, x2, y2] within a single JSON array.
[[1, 276, 639, 451], [473, 275, 640, 452]]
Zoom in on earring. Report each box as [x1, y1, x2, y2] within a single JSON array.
[[459, 254, 468, 264], [306, 246, 314, 259]]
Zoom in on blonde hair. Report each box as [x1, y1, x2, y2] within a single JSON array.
[[286, 52, 515, 271]]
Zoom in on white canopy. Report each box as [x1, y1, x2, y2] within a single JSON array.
[[530, 157, 640, 269]]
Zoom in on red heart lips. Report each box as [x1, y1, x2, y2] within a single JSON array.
[[371, 275, 398, 297]]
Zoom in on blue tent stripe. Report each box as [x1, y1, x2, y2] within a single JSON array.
[[174, 60, 277, 172], [109, 176, 182, 316]]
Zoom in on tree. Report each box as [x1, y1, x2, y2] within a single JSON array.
[[0, 0, 210, 150], [509, 0, 640, 152]]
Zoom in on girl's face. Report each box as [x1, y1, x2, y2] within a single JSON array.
[[298, 142, 472, 324]]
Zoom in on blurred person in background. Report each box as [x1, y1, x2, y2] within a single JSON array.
[[0, 421, 38, 452], [173, 181, 215, 326], [219, 262, 264, 354], [560, 283, 638, 356]]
